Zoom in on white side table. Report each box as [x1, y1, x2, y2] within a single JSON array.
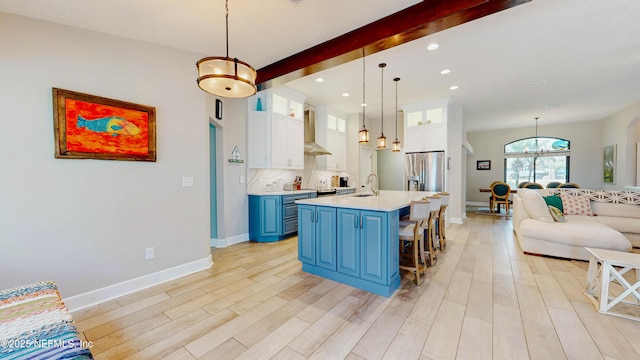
[[584, 247, 640, 321]]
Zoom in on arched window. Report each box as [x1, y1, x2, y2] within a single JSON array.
[[504, 137, 570, 188]]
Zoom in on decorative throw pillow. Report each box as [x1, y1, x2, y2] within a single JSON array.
[[543, 195, 563, 213], [548, 205, 566, 222], [558, 193, 593, 215], [521, 189, 554, 223]]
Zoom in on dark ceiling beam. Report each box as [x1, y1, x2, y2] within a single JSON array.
[[256, 0, 530, 89]]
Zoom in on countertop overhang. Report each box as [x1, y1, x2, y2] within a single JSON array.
[[295, 190, 437, 212]]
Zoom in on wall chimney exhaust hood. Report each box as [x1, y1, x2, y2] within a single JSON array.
[[304, 110, 331, 155]]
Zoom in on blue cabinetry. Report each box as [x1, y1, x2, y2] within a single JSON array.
[[249, 192, 316, 242], [299, 205, 400, 297]]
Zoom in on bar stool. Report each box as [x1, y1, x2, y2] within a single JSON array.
[[398, 200, 430, 285], [422, 194, 441, 266], [436, 192, 449, 251]]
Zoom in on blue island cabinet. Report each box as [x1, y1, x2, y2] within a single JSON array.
[[298, 204, 400, 297], [249, 193, 316, 242]]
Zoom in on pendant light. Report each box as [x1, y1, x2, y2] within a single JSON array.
[[196, 0, 257, 98], [377, 63, 387, 149], [358, 48, 370, 144], [392, 77, 401, 152]]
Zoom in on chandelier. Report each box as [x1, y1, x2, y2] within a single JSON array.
[[377, 63, 387, 149], [524, 117, 548, 159], [358, 48, 370, 143], [392, 77, 401, 152], [196, 0, 257, 98]]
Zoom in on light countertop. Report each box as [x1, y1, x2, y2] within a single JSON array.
[[295, 190, 438, 212], [248, 187, 356, 196]]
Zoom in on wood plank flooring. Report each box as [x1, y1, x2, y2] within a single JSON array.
[[73, 213, 640, 359]]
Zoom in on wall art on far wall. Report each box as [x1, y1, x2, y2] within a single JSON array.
[[603, 144, 616, 183], [477, 160, 491, 170], [52, 88, 156, 162]]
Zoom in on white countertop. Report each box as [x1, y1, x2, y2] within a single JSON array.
[[248, 187, 356, 196], [295, 190, 438, 211]]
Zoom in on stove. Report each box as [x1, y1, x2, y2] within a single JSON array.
[[316, 189, 337, 197]]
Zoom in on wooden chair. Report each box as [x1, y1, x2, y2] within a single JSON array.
[[558, 182, 580, 188], [517, 181, 529, 188], [422, 195, 441, 265], [436, 192, 449, 251], [490, 182, 511, 214], [546, 181, 561, 188], [522, 182, 543, 189], [398, 200, 430, 285]]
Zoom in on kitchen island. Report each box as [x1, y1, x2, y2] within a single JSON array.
[[295, 190, 436, 297]]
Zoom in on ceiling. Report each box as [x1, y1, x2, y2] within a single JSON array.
[[1, 0, 639, 132]]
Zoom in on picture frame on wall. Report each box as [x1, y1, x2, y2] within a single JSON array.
[[215, 99, 223, 120], [477, 160, 491, 170], [52, 88, 156, 162], [603, 144, 616, 183]]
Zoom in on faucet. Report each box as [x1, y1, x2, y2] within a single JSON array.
[[366, 173, 380, 196]]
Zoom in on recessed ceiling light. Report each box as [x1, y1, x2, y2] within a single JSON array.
[[315, 77, 324, 83], [440, 69, 451, 75], [427, 43, 439, 51], [342, 93, 349, 97], [449, 85, 459, 90]]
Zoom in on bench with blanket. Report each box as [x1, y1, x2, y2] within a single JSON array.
[[0, 281, 93, 359]]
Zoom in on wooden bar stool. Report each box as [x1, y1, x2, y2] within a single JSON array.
[[398, 200, 430, 285], [422, 195, 441, 266], [436, 192, 449, 251]]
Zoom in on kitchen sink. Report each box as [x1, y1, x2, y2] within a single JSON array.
[[351, 193, 374, 197]]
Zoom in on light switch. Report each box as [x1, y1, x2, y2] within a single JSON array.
[[182, 176, 194, 187], [239, 175, 245, 184]]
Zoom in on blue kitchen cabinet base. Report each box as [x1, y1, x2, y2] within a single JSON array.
[[249, 193, 316, 242], [302, 263, 401, 298]]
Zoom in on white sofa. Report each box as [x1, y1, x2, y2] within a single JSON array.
[[512, 188, 640, 261]]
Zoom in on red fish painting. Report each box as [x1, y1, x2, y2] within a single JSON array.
[[53, 88, 156, 161]]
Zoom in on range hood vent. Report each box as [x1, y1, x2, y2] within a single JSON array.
[[304, 109, 331, 156]]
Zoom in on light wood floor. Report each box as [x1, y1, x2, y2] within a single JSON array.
[[73, 213, 640, 360]]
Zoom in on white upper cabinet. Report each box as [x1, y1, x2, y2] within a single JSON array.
[[402, 99, 451, 153], [247, 86, 306, 169], [316, 105, 347, 171]]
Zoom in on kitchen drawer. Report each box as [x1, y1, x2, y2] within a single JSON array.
[[283, 203, 298, 219], [283, 218, 298, 235], [283, 193, 313, 204]]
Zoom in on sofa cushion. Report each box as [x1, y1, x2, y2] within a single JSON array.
[[548, 206, 565, 222], [591, 202, 640, 218], [543, 195, 564, 213], [559, 193, 593, 215], [595, 216, 640, 234], [521, 190, 554, 223], [519, 218, 631, 252]]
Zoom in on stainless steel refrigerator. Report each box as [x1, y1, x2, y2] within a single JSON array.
[[404, 151, 445, 192]]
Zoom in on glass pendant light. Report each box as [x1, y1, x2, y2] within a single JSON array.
[[377, 63, 387, 149], [196, 0, 257, 98], [392, 77, 401, 152], [358, 48, 370, 144]]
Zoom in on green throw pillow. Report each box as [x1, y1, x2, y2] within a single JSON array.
[[543, 195, 563, 213], [548, 205, 565, 223]]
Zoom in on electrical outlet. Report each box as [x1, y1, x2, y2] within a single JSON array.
[[182, 176, 194, 187], [145, 247, 154, 260]]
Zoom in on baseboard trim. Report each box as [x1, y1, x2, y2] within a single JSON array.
[[64, 255, 212, 312], [215, 233, 249, 248], [467, 201, 490, 207], [451, 217, 464, 224]]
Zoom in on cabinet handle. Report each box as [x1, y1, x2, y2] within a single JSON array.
[[360, 215, 364, 229], [354, 216, 358, 228], [314, 210, 318, 223]]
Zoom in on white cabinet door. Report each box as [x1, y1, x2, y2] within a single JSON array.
[[271, 114, 289, 168], [404, 126, 425, 152], [287, 119, 304, 169], [327, 130, 346, 170], [248, 111, 270, 168]]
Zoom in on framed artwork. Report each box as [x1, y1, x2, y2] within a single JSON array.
[[215, 99, 223, 120], [53, 88, 156, 162], [477, 160, 491, 170], [603, 144, 616, 183]]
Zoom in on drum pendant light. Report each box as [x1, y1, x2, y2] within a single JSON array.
[[196, 0, 257, 98], [358, 48, 370, 144], [377, 63, 387, 149], [392, 77, 401, 152]]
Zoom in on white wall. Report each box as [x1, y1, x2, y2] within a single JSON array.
[[600, 99, 640, 189], [0, 13, 211, 307], [466, 120, 603, 203]]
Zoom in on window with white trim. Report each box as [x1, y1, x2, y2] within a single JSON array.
[[504, 137, 570, 188]]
